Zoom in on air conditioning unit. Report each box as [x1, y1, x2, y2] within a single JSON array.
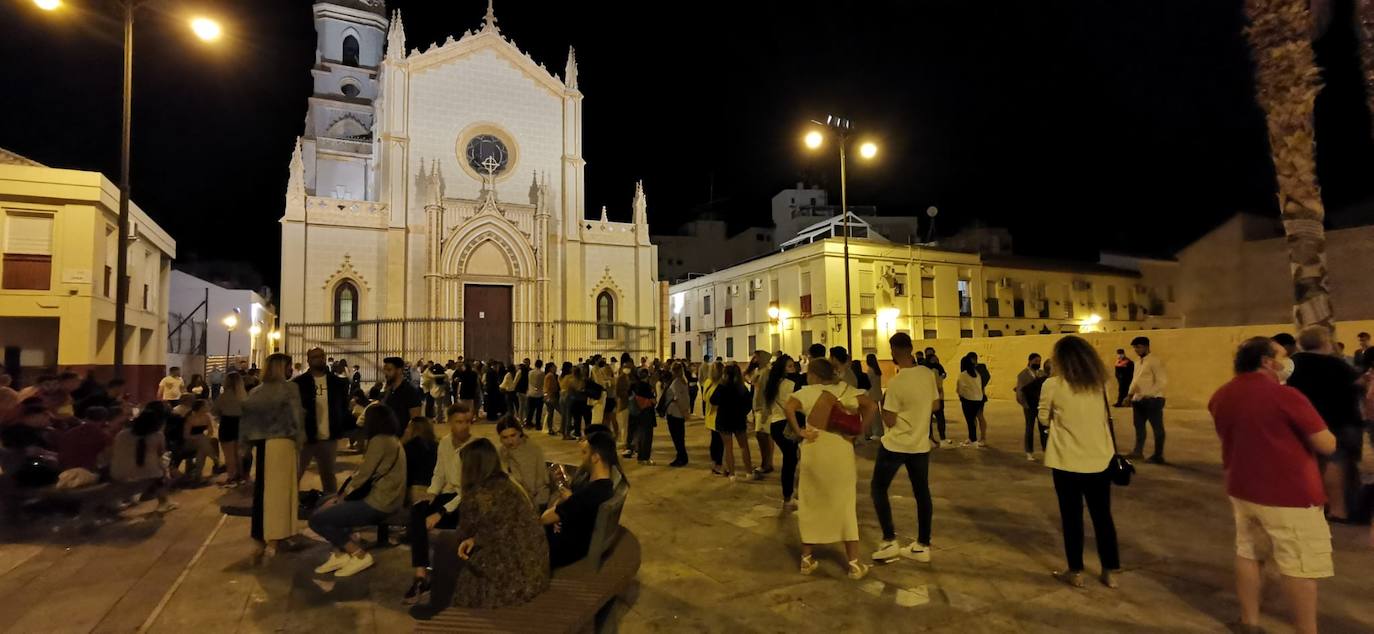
[[752, 278, 764, 290], [728, 284, 739, 296], [998, 277, 1013, 289]]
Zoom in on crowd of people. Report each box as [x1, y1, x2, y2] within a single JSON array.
[[1, 325, 1371, 631]]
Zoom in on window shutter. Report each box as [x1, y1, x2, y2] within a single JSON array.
[[5, 214, 54, 255]]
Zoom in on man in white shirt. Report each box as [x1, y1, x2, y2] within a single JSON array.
[[871, 333, 940, 564], [526, 359, 545, 431], [292, 348, 349, 494], [404, 402, 473, 606], [1126, 336, 1168, 464], [157, 367, 184, 405]]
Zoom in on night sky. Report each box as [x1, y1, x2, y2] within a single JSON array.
[[5, 0, 1374, 296]]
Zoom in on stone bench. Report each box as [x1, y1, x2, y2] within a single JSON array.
[[414, 481, 639, 633]]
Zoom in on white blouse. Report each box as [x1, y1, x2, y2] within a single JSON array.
[[956, 372, 984, 401], [1037, 377, 1116, 473]]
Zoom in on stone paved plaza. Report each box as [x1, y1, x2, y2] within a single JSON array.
[[2, 401, 1372, 633]]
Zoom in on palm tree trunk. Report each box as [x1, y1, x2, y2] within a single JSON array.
[[1357, 0, 1374, 134], [1243, 0, 1336, 330]]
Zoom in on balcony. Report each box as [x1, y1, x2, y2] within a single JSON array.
[[800, 294, 812, 317]]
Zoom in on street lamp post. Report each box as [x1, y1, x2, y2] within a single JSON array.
[[33, 0, 221, 379], [805, 117, 878, 354], [222, 313, 238, 372]]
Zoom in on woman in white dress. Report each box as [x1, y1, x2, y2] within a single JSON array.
[[784, 359, 878, 580]]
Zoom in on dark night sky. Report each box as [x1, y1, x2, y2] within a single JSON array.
[[5, 0, 1374, 295]]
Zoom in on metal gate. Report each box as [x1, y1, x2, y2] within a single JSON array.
[[283, 318, 656, 383]]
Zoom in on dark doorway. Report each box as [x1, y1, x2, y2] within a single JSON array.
[[463, 284, 512, 362]]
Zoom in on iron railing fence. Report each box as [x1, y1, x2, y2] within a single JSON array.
[[283, 318, 656, 383]]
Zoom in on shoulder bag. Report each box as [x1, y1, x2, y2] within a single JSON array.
[[342, 442, 402, 501], [826, 385, 864, 437], [1101, 390, 1134, 486]]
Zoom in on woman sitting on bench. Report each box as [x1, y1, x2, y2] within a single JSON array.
[[310, 405, 407, 578], [541, 431, 620, 569], [449, 437, 550, 608], [110, 408, 176, 513]]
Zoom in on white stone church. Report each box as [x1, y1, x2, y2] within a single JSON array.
[[280, 1, 659, 364]]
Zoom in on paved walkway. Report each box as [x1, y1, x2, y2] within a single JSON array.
[[3, 401, 1372, 633]]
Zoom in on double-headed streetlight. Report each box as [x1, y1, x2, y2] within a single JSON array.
[[804, 116, 878, 354], [33, 0, 222, 379]]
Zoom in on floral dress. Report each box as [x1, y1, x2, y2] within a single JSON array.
[[453, 474, 551, 608]]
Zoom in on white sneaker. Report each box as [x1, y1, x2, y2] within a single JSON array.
[[1026, 453, 1036, 461], [872, 540, 902, 561], [314, 552, 350, 574], [155, 502, 179, 513], [975, 441, 987, 449], [902, 542, 932, 563], [333, 552, 375, 577], [942, 439, 956, 448], [960, 440, 971, 448]]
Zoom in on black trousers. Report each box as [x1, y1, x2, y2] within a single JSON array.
[[635, 417, 655, 459], [1023, 406, 1048, 453], [770, 421, 800, 502], [1115, 376, 1131, 405], [410, 493, 461, 568], [709, 429, 724, 466], [250, 440, 266, 542], [526, 396, 544, 429], [1131, 397, 1166, 459], [959, 398, 984, 441], [871, 447, 932, 544], [666, 415, 688, 463], [930, 408, 946, 441], [1051, 468, 1119, 572]]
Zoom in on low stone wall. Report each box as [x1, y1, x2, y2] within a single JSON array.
[[892, 319, 1374, 411]]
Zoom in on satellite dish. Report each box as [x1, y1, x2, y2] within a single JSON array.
[[926, 206, 939, 218]]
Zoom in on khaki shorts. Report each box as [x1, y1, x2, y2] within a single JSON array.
[[1230, 497, 1333, 579]]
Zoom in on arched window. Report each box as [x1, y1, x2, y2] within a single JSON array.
[[334, 281, 358, 339], [342, 35, 360, 67], [596, 291, 614, 340]]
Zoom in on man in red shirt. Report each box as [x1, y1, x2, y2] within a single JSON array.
[[1209, 337, 1336, 634]]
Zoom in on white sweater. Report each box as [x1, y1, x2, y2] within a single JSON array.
[[1037, 377, 1115, 473]]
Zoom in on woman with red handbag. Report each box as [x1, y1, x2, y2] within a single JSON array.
[[784, 359, 878, 580]]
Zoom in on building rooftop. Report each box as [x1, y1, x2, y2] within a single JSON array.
[[982, 254, 1141, 278]]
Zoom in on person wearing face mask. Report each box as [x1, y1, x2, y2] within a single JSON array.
[[1209, 337, 1336, 634], [1015, 353, 1047, 461], [1283, 326, 1363, 524], [1112, 349, 1134, 407]]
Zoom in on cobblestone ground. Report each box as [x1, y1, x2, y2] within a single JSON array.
[[2, 401, 1371, 633]]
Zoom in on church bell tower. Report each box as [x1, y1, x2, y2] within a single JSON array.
[[302, 1, 388, 201]]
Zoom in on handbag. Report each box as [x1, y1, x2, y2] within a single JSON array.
[[1101, 391, 1135, 486], [341, 443, 402, 501], [826, 386, 864, 436]]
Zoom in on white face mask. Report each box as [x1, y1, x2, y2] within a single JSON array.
[[1275, 357, 1295, 383]]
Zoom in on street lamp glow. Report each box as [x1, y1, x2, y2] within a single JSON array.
[[248, 325, 262, 337], [1084, 313, 1102, 325], [878, 307, 900, 329], [804, 130, 824, 149], [222, 314, 238, 330], [190, 17, 222, 42], [859, 141, 878, 160], [767, 305, 781, 320], [268, 330, 281, 341], [34, 0, 61, 11]]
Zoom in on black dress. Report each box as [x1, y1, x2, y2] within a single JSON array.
[[710, 382, 751, 434]]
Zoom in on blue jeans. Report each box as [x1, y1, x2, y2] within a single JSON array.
[[308, 499, 388, 550]]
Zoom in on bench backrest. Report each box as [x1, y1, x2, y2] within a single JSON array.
[[584, 479, 629, 571]]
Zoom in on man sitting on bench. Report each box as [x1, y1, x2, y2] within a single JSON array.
[[541, 431, 620, 569], [403, 403, 474, 605]]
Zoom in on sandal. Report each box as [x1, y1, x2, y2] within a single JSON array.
[[847, 560, 871, 580], [1052, 569, 1085, 588], [800, 554, 818, 575]]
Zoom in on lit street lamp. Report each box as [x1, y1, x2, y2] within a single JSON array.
[[223, 312, 238, 371], [32, 0, 222, 380], [803, 115, 879, 354]]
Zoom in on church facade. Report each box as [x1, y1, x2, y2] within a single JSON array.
[[280, 1, 659, 365]]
